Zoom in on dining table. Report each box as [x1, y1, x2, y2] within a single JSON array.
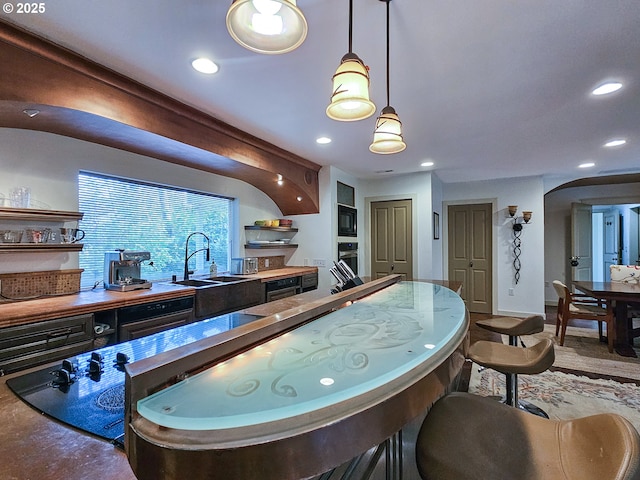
[[573, 280, 639, 358]]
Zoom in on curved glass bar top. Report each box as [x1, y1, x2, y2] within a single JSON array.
[[137, 281, 467, 431]]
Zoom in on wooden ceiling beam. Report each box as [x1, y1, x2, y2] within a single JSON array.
[[0, 20, 320, 215]]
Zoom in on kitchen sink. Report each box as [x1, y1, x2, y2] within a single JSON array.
[[171, 276, 263, 319], [173, 279, 218, 287], [206, 275, 250, 283]]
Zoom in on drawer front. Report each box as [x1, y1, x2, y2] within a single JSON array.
[[118, 309, 192, 342], [0, 340, 94, 375], [0, 313, 94, 364], [301, 272, 318, 289]]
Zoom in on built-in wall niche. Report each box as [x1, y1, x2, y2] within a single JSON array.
[[337, 182, 355, 207]]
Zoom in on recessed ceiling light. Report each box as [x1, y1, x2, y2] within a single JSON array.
[[579, 162, 595, 168], [604, 139, 627, 148], [591, 82, 622, 96], [191, 58, 219, 74], [421, 161, 434, 167], [316, 137, 332, 144]]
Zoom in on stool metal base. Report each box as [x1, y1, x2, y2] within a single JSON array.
[[516, 400, 549, 418]]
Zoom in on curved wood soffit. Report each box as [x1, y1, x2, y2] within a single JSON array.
[[0, 20, 320, 215]]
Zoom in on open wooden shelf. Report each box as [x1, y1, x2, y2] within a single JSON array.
[[0, 207, 84, 222], [0, 243, 84, 253]]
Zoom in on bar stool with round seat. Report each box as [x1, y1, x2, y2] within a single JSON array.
[[474, 315, 545, 411], [475, 314, 545, 347], [467, 336, 554, 417], [416, 392, 640, 480]]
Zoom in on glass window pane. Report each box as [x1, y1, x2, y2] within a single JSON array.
[[78, 172, 232, 289]]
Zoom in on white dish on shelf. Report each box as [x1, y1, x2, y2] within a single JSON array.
[[248, 240, 270, 244]]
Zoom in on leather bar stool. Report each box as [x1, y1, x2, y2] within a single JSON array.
[[416, 392, 640, 480], [475, 314, 545, 347], [468, 337, 554, 417], [474, 315, 546, 414]]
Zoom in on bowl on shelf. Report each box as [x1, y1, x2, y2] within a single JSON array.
[[254, 220, 267, 226], [279, 219, 293, 227]]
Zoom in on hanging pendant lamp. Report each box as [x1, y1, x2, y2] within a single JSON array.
[[326, 0, 376, 121], [370, 0, 406, 154], [226, 0, 308, 54]]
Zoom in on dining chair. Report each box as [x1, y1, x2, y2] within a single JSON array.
[[552, 280, 614, 353], [609, 265, 640, 345]]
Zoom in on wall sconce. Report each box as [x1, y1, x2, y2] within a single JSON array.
[[508, 206, 533, 284]]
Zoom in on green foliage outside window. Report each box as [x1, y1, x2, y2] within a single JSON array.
[[78, 172, 232, 288]]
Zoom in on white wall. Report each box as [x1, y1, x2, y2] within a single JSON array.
[[0, 128, 296, 276], [282, 165, 336, 294], [359, 171, 437, 281], [443, 176, 546, 317]]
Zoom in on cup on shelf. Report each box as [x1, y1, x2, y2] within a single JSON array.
[[10, 186, 31, 208], [1, 230, 24, 243], [60, 227, 85, 243], [25, 228, 51, 244]]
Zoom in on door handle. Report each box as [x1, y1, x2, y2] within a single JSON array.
[[469, 261, 473, 267]]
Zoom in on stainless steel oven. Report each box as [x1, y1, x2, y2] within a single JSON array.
[[338, 242, 358, 276]]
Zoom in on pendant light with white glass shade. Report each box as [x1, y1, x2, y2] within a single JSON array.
[[226, 0, 308, 54], [326, 0, 376, 121], [370, 0, 406, 154]]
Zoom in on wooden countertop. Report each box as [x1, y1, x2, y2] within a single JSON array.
[[240, 266, 318, 282], [0, 283, 196, 329], [0, 267, 318, 329]]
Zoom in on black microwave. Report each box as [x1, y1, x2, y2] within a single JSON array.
[[338, 204, 357, 237]]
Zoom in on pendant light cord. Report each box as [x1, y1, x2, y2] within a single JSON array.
[[385, 0, 390, 107], [348, 0, 353, 53]]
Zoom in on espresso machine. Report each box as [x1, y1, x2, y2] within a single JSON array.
[[104, 250, 152, 291]]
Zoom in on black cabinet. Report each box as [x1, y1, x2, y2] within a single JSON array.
[[117, 296, 194, 341], [0, 313, 94, 375], [301, 272, 318, 292], [118, 309, 193, 341]]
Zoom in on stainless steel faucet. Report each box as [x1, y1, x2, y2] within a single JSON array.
[[183, 232, 210, 280]]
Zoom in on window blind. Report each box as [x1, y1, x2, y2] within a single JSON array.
[[78, 172, 231, 289]]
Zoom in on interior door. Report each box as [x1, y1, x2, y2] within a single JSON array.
[[447, 204, 492, 313], [571, 203, 593, 282], [631, 207, 640, 266], [602, 208, 621, 281], [370, 199, 413, 280]]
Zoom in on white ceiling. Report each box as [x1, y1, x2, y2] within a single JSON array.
[[5, 0, 640, 184]]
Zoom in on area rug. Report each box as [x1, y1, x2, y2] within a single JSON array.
[[515, 324, 640, 381], [468, 365, 640, 432]]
